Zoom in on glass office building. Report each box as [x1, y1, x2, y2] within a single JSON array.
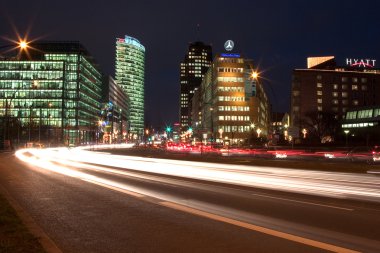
[[0, 42, 102, 147], [115, 35, 145, 138]]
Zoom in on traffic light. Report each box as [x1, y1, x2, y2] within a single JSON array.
[[166, 126, 172, 132], [188, 127, 193, 132]]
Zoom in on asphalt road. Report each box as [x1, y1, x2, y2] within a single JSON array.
[[1, 148, 380, 253]]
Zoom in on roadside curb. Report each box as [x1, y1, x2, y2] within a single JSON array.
[[0, 184, 63, 253]]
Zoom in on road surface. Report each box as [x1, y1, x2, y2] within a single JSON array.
[[0, 147, 379, 252]]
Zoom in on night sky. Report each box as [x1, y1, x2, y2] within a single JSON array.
[[1, 0, 380, 127]]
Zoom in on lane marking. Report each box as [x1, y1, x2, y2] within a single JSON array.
[[251, 193, 354, 211], [82, 176, 359, 253], [159, 201, 360, 253], [81, 179, 145, 198]]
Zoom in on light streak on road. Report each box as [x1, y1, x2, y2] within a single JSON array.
[[15, 146, 380, 203]]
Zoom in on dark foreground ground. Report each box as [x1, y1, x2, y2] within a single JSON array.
[[0, 192, 45, 253]]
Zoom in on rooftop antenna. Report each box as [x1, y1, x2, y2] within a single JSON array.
[[196, 23, 200, 41]]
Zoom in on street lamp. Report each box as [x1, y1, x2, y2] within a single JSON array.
[[218, 128, 223, 140], [284, 124, 289, 140], [256, 128, 262, 138], [47, 102, 53, 146], [98, 120, 104, 144], [209, 107, 214, 144], [0, 38, 29, 57], [145, 129, 149, 143], [18, 40, 28, 50], [344, 129, 350, 147], [302, 128, 308, 139], [249, 123, 255, 145]]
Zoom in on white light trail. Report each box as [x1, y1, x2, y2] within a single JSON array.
[[15, 146, 380, 203]]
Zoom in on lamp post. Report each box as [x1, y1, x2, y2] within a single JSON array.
[[98, 120, 104, 144], [256, 128, 262, 138], [38, 107, 42, 144], [302, 128, 308, 139], [210, 107, 214, 145], [145, 129, 149, 144], [218, 128, 223, 140], [250, 123, 255, 145], [48, 102, 52, 146], [344, 129, 350, 147], [284, 124, 289, 141], [28, 104, 33, 142]]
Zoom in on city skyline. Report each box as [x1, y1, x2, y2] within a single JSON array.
[[1, 2, 380, 252], [1, 0, 380, 128]]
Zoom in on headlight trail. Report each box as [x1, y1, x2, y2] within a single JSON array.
[[15, 146, 380, 203]]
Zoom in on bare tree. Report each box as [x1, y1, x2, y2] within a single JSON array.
[[301, 111, 339, 143]]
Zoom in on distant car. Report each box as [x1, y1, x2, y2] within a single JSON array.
[[26, 142, 45, 148], [322, 149, 350, 160], [346, 146, 380, 164]]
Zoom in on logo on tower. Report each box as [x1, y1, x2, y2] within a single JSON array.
[[224, 40, 234, 51]]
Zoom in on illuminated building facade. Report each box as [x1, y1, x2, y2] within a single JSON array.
[[179, 41, 212, 133], [341, 106, 380, 144], [291, 56, 380, 142], [115, 35, 145, 138], [0, 41, 102, 147], [100, 76, 129, 143], [196, 52, 270, 145]]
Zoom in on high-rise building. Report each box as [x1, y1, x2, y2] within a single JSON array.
[[179, 41, 212, 133], [195, 46, 270, 145], [115, 35, 145, 138], [0, 41, 102, 147], [291, 56, 380, 142]]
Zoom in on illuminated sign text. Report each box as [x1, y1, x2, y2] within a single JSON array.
[[346, 58, 376, 68]]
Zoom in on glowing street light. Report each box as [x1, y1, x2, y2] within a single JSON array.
[[19, 40, 28, 50], [251, 71, 258, 79], [302, 128, 308, 138], [256, 128, 262, 137], [344, 129, 350, 147], [218, 128, 223, 138]]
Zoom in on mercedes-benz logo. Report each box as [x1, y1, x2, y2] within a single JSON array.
[[224, 40, 234, 51]]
